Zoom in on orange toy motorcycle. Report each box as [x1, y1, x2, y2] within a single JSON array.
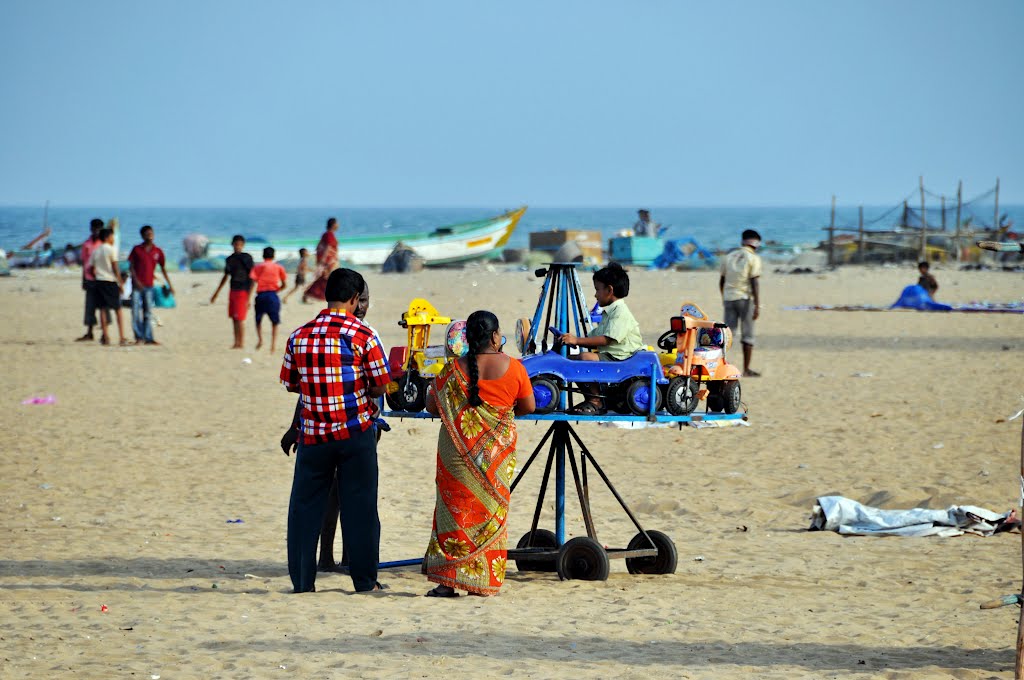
[[656, 302, 742, 415]]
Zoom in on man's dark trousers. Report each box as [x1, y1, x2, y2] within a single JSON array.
[[287, 426, 379, 592]]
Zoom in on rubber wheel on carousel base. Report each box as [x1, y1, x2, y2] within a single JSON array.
[[626, 379, 663, 416], [515, 529, 558, 572], [625, 530, 678, 575], [556, 536, 610, 581]]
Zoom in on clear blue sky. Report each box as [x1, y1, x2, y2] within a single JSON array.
[[1, 1, 1021, 207]]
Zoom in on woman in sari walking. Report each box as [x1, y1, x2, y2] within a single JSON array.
[[423, 311, 535, 597], [303, 217, 340, 302]]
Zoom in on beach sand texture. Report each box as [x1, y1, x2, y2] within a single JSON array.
[[1, 265, 1023, 679]]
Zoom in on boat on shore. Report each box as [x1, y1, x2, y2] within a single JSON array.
[[194, 207, 526, 269]]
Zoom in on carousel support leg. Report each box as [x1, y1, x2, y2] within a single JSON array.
[[565, 428, 597, 541], [555, 421, 567, 546]]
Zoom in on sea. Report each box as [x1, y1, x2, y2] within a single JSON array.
[[1, 204, 1020, 267]]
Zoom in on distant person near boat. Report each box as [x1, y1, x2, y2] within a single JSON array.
[[303, 217, 340, 302], [632, 209, 661, 237], [127, 225, 174, 346], [209, 235, 255, 349], [720, 229, 763, 378], [917, 261, 938, 298]]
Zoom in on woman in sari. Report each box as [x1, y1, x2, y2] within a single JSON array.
[[302, 217, 339, 302], [423, 311, 536, 597]]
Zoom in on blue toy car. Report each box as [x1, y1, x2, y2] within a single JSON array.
[[522, 350, 669, 416]]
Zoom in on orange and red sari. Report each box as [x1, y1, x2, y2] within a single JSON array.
[[423, 361, 518, 595], [303, 230, 339, 301]]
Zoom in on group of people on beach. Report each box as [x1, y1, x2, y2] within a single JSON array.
[[275, 227, 763, 597], [74, 219, 174, 346], [206, 217, 341, 352]]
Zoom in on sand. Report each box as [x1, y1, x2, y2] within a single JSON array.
[[1, 262, 1023, 679]]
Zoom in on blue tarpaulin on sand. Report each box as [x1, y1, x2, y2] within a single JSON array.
[[649, 237, 717, 270], [890, 284, 952, 311]]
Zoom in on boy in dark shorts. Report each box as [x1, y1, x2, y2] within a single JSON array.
[[556, 262, 643, 414], [250, 247, 289, 353], [210, 235, 254, 349], [87, 227, 128, 346]]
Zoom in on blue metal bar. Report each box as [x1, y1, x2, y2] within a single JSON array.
[[555, 424, 566, 545], [381, 410, 747, 424], [378, 558, 423, 569], [528, 273, 552, 353]]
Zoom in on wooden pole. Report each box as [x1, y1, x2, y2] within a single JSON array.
[[828, 195, 836, 267], [955, 181, 963, 262], [941, 195, 946, 231], [858, 205, 865, 263], [919, 176, 927, 261], [1016, 415, 1024, 679], [902, 201, 909, 229], [995, 177, 1001, 233]]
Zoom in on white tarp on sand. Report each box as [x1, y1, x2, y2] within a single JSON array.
[[809, 495, 1014, 537]]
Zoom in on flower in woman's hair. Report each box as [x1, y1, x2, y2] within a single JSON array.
[[444, 537, 471, 558]]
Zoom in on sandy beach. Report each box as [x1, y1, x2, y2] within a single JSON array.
[[1, 263, 1023, 679]]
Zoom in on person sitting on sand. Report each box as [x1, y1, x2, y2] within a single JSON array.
[[917, 261, 938, 298], [280, 268, 391, 594], [422, 310, 535, 597], [720, 229, 763, 377], [250, 247, 288, 353], [209, 235, 254, 349], [556, 262, 644, 415], [281, 248, 310, 304]]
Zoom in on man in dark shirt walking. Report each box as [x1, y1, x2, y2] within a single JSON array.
[[210, 235, 254, 349], [280, 268, 391, 593]]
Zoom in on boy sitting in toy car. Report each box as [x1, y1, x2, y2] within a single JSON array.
[[555, 262, 644, 415]]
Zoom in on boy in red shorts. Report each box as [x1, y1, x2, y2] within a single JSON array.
[[250, 246, 289, 353], [210, 234, 254, 349]]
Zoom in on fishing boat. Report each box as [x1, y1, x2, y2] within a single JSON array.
[[197, 207, 526, 268]]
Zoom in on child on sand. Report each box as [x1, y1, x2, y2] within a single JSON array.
[[209, 235, 254, 349], [918, 261, 938, 298], [282, 248, 310, 304], [556, 262, 643, 414], [250, 247, 289, 353], [87, 227, 128, 346]]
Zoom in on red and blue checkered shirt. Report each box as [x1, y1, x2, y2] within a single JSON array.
[[280, 309, 391, 445]]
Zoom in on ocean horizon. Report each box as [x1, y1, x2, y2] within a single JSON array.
[[2, 203, 1019, 265]]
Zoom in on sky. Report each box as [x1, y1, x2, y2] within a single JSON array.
[[0, 1, 1021, 207]]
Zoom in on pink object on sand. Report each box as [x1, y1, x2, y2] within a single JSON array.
[[21, 395, 56, 405]]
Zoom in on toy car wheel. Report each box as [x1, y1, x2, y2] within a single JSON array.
[[626, 379, 663, 416], [556, 537, 609, 581], [515, 529, 558, 572], [665, 376, 699, 415], [706, 384, 724, 413], [531, 376, 560, 414], [625, 530, 678, 575], [722, 380, 741, 414], [389, 374, 426, 412], [656, 330, 676, 351]]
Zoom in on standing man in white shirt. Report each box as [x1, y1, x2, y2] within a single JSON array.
[[88, 227, 128, 346], [719, 229, 763, 377]]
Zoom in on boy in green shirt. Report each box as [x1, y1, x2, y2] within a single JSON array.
[[557, 262, 643, 414]]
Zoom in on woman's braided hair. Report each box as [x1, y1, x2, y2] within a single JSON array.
[[465, 310, 500, 407]]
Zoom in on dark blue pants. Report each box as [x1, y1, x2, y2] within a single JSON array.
[[287, 427, 379, 592]]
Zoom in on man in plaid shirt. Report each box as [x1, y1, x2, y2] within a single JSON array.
[[280, 268, 391, 593]]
